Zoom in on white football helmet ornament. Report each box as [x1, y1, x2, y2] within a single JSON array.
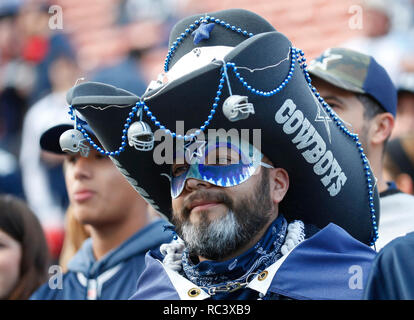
[[223, 95, 255, 122], [59, 129, 90, 157], [128, 121, 154, 151]]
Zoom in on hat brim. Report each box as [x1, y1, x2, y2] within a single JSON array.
[[40, 124, 96, 154]]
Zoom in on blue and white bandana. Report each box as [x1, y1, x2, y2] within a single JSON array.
[[181, 214, 287, 289]]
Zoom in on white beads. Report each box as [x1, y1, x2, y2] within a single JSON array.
[[281, 220, 305, 256], [160, 237, 185, 272]]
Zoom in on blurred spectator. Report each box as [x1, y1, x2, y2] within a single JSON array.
[[392, 73, 414, 138], [15, 1, 75, 103], [0, 194, 49, 300], [384, 134, 414, 195], [0, 1, 22, 59], [31, 123, 172, 300], [0, 1, 25, 185], [117, 0, 182, 25], [342, 0, 413, 84], [89, 0, 184, 94], [90, 49, 148, 96], [0, 1, 32, 156], [0, 87, 28, 156], [309, 48, 414, 251], [364, 231, 414, 299], [19, 51, 81, 261], [1, 1, 78, 227], [0, 147, 24, 199], [1, 1, 75, 110]]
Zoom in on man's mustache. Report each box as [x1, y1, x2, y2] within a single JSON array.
[[180, 189, 233, 218]]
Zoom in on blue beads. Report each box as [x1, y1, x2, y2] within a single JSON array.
[[139, 68, 227, 140], [230, 47, 297, 97], [70, 101, 146, 157], [164, 17, 254, 72]]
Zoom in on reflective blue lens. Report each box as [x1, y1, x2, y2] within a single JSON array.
[[170, 139, 265, 198], [198, 163, 257, 187], [170, 168, 189, 199]]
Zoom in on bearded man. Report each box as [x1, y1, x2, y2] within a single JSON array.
[[63, 9, 378, 300]]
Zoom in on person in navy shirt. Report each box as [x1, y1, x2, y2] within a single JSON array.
[[30, 123, 172, 300], [364, 232, 414, 299]]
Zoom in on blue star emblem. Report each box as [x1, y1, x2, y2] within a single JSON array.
[[312, 91, 332, 144], [191, 22, 215, 44], [184, 139, 207, 163]]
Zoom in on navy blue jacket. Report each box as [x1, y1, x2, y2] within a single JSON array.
[[130, 223, 376, 300], [31, 219, 172, 300], [364, 231, 414, 300]]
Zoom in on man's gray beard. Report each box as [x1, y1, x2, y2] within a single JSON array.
[[174, 168, 274, 261], [180, 209, 243, 260]]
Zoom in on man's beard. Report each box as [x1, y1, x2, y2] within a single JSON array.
[[172, 169, 274, 261]]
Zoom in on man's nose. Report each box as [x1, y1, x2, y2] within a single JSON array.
[[184, 177, 212, 193]]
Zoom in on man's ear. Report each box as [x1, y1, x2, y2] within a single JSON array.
[[269, 167, 289, 205], [370, 113, 394, 146]]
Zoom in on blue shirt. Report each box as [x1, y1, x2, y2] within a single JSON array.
[[30, 219, 172, 300]]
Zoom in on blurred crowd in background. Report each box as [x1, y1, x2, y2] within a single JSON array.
[[1, 0, 414, 298]]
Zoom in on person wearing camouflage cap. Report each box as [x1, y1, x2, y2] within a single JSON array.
[[309, 47, 414, 250]]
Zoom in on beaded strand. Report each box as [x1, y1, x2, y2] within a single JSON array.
[[164, 15, 254, 72], [296, 49, 378, 245]]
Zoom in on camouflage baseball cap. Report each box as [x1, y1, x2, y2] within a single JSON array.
[[308, 47, 397, 116]]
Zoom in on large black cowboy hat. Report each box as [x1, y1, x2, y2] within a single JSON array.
[[67, 9, 379, 245]]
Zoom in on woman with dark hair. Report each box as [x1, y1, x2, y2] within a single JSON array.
[[0, 194, 49, 299]]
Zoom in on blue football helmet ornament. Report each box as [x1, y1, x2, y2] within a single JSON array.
[[59, 129, 90, 157], [223, 95, 255, 122], [127, 121, 155, 151]]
